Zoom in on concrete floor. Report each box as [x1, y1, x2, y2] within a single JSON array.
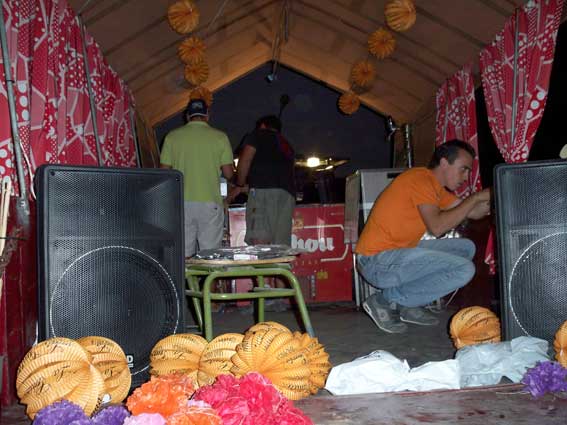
[[2, 302, 459, 424]]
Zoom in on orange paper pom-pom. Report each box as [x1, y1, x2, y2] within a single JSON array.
[[184, 60, 209, 86], [126, 374, 195, 417], [350, 60, 376, 88], [338, 92, 360, 115], [368, 27, 396, 59], [189, 86, 213, 107], [178, 37, 206, 65], [385, 0, 416, 32], [167, 401, 222, 425], [168, 0, 200, 34], [554, 321, 567, 367]]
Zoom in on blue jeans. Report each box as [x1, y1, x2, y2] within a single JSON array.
[[357, 238, 476, 308]]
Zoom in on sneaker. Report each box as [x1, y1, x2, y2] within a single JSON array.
[[264, 299, 288, 312], [362, 294, 408, 334], [400, 306, 440, 326]]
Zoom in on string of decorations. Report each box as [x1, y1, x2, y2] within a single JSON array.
[[167, 0, 213, 106], [338, 0, 417, 115]]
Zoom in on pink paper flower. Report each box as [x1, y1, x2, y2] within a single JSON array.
[[123, 413, 167, 425], [193, 373, 312, 425]]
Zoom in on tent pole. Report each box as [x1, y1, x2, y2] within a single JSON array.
[[129, 107, 141, 168], [77, 0, 99, 16], [510, 12, 519, 149], [0, 1, 30, 230], [79, 15, 103, 165]]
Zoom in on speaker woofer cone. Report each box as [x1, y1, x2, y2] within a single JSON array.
[[50, 245, 180, 377], [509, 232, 567, 344]]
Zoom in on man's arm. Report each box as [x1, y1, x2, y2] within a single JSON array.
[[226, 144, 256, 203], [235, 144, 256, 187], [221, 164, 234, 180], [418, 188, 491, 237]]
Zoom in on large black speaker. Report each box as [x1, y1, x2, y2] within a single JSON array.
[[494, 160, 567, 347], [36, 165, 185, 388]]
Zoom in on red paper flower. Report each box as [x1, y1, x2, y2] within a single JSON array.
[[193, 373, 312, 425], [126, 374, 195, 417]]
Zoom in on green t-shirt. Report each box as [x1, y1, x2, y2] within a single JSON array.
[[160, 121, 233, 205]]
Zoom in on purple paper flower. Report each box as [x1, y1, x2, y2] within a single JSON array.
[[521, 361, 567, 398], [33, 400, 91, 425], [92, 405, 130, 425]]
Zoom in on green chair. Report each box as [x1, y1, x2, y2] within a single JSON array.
[[185, 258, 314, 341]]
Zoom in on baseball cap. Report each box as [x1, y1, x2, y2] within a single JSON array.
[[187, 99, 208, 118]]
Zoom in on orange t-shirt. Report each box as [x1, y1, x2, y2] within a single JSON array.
[[355, 167, 458, 256]]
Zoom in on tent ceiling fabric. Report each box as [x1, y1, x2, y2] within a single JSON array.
[[68, 0, 528, 126]]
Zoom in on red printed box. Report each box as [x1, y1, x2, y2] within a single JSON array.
[[228, 204, 353, 304]]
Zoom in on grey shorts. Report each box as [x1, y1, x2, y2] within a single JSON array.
[[245, 188, 295, 245], [184, 201, 224, 257]]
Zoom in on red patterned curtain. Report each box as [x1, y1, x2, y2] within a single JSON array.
[[479, 0, 563, 271], [435, 63, 481, 198], [0, 0, 137, 196]]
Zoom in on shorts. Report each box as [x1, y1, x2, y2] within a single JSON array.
[[245, 188, 295, 245]]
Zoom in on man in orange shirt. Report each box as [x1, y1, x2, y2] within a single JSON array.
[[356, 140, 491, 333]]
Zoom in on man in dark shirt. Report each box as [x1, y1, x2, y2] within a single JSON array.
[[230, 115, 296, 246]]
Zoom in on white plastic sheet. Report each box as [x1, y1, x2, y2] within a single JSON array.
[[325, 350, 460, 395], [456, 336, 549, 387]]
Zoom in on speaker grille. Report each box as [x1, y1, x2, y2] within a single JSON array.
[[37, 165, 185, 388], [495, 161, 567, 346], [509, 232, 567, 343], [50, 246, 179, 377]]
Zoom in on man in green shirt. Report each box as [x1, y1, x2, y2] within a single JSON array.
[[160, 99, 234, 257]]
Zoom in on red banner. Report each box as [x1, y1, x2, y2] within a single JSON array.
[[435, 63, 481, 197]]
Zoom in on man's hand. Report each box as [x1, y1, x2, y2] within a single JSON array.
[[467, 188, 491, 219], [226, 184, 248, 204], [473, 187, 491, 203]]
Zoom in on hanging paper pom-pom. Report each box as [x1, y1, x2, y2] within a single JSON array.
[[338, 92, 360, 115], [189, 86, 213, 107], [168, 0, 200, 35], [78, 336, 132, 404], [384, 0, 416, 32], [521, 361, 567, 398], [554, 321, 567, 367], [126, 374, 195, 417], [32, 400, 90, 425], [178, 37, 206, 65], [368, 27, 396, 59], [16, 338, 105, 419], [184, 60, 209, 86], [150, 334, 207, 387], [449, 306, 501, 349], [350, 60, 376, 88]]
